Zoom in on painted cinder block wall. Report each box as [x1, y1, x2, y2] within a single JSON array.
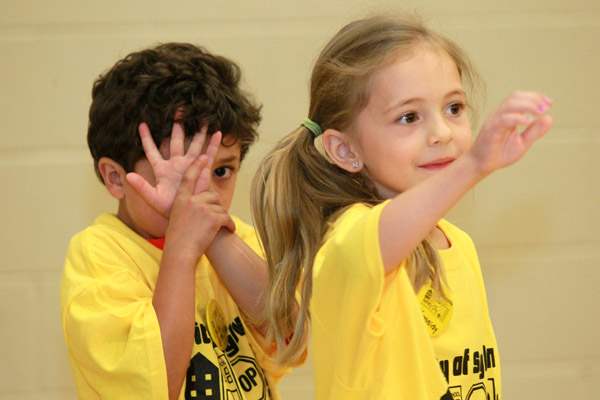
[[1, 1, 598, 398]]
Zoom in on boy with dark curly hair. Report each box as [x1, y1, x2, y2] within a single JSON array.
[[61, 43, 284, 400]]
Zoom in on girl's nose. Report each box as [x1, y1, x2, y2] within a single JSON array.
[[427, 115, 453, 146]]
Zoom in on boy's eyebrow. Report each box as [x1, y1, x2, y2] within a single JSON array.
[[214, 155, 240, 164], [385, 89, 466, 114]]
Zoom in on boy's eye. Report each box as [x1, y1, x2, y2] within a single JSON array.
[[398, 112, 419, 124], [446, 102, 465, 116], [213, 166, 233, 179]]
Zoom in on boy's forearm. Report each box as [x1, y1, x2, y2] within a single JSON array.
[[206, 229, 268, 332], [153, 246, 201, 400]]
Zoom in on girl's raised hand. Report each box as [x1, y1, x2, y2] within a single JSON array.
[[126, 122, 207, 217], [469, 91, 553, 175]]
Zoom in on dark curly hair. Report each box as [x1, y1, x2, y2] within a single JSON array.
[[88, 42, 262, 181]]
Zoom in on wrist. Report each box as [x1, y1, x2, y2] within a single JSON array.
[[162, 235, 209, 268], [205, 228, 232, 259], [461, 152, 491, 182]]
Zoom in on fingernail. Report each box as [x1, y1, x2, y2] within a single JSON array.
[[538, 103, 547, 113]]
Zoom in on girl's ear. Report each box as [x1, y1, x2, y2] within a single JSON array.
[[321, 129, 363, 173], [97, 157, 127, 200]]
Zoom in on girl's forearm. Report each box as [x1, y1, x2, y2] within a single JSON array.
[[379, 154, 485, 273]]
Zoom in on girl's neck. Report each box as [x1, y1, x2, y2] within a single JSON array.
[[428, 225, 451, 250]]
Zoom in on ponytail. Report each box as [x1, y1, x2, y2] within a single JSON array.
[[251, 126, 377, 364]]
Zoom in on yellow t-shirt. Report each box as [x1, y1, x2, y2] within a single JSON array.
[[61, 213, 284, 400], [311, 202, 502, 400]]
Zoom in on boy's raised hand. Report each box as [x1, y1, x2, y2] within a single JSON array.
[[126, 122, 207, 217], [165, 131, 235, 257], [469, 91, 553, 175]]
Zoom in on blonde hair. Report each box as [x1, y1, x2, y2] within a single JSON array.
[[251, 14, 481, 365]]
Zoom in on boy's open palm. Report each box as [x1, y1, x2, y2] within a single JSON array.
[[126, 122, 208, 217], [469, 91, 553, 175], [165, 132, 235, 258]]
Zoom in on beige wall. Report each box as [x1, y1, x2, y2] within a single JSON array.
[[1, 0, 599, 398]]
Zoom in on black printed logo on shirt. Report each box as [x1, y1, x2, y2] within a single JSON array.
[[438, 346, 500, 400], [185, 316, 270, 400]]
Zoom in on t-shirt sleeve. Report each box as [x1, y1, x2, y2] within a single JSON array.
[[311, 202, 448, 398], [61, 233, 168, 399], [312, 202, 392, 336]]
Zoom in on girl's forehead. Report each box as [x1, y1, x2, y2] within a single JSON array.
[[366, 46, 463, 108]]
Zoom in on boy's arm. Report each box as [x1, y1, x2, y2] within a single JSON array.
[[127, 122, 270, 333], [205, 229, 268, 332], [152, 133, 235, 400]]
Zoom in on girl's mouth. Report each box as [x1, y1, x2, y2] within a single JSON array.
[[418, 158, 455, 170]]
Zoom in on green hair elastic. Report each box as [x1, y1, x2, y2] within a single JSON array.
[[302, 117, 323, 137]]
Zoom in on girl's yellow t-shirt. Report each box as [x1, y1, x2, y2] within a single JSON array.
[[311, 202, 502, 400]]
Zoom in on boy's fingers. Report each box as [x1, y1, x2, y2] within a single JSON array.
[[181, 155, 208, 195], [126, 172, 159, 207], [139, 123, 162, 165], [195, 191, 221, 205], [207, 206, 235, 233], [170, 123, 185, 157], [204, 131, 222, 170], [224, 214, 236, 233], [194, 163, 212, 194], [187, 125, 208, 159]]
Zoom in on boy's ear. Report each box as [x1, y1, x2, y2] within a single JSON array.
[[97, 157, 127, 199], [321, 129, 363, 173]]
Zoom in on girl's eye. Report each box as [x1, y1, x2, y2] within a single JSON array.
[[397, 112, 419, 124], [447, 102, 465, 116], [213, 166, 233, 179]]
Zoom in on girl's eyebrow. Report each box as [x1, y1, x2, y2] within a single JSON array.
[[445, 89, 467, 99], [384, 88, 466, 114]]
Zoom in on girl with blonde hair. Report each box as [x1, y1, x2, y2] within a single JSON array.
[[252, 14, 552, 399]]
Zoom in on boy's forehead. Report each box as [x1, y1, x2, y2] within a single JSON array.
[[214, 138, 242, 162], [157, 133, 241, 161]]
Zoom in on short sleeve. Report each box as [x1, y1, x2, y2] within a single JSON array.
[[310, 202, 448, 398], [312, 202, 394, 336], [61, 233, 168, 399]]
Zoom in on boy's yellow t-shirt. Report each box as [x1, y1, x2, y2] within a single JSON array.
[[311, 202, 502, 400], [61, 213, 284, 400]]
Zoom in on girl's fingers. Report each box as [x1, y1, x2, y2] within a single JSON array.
[[497, 112, 535, 129], [139, 123, 163, 165], [126, 172, 159, 208], [180, 155, 209, 196], [170, 123, 185, 157], [187, 125, 208, 159], [500, 98, 547, 117], [500, 92, 552, 116], [520, 115, 553, 148]]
